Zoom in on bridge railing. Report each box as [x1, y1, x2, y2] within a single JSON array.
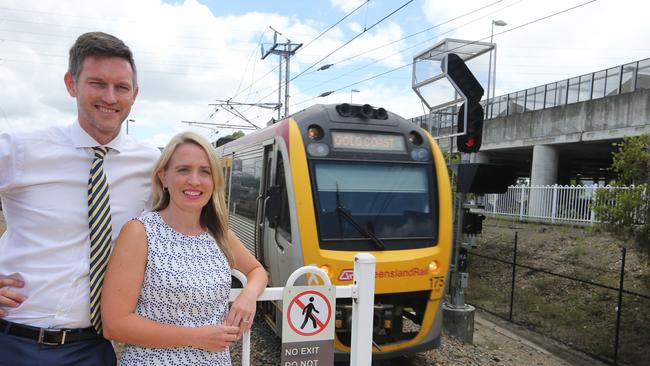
[[483, 185, 646, 225], [411, 57, 650, 131]]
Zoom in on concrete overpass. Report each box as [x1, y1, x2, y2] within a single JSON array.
[[411, 57, 650, 185]]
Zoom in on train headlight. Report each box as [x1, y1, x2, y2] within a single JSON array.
[[320, 265, 333, 280], [410, 147, 429, 161], [307, 124, 324, 140], [307, 143, 330, 157], [428, 260, 440, 274], [408, 131, 423, 145]]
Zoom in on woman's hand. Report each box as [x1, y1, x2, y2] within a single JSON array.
[[225, 290, 257, 337], [225, 229, 268, 338], [190, 324, 240, 352]]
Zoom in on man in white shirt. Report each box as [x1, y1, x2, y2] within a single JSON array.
[[0, 32, 160, 365]]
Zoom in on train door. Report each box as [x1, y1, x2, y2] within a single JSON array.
[[266, 151, 293, 287], [260, 148, 294, 332], [255, 144, 274, 268]]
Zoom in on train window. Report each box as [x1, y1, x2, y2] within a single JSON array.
[[275, 156, 291, 240], [229, 157, 262, 221], [312, 161, 437, 248]]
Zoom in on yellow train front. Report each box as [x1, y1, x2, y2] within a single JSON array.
[[216, 103, 452, 360]]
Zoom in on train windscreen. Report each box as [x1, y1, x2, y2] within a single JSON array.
[[313, 161, 437, 248]]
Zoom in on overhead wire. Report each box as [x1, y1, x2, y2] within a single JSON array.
[[227, 0, 371, 104], [295, 0, 370, 57], [296, 0, 522, 96], [289, 0, 414, 83], [222, 1, 375, 122], [288, 0, 598, 110], [254, 0, 507, 111], [243, 0, 510, 122], [233, 29, 267, 100], [246, 0, 415, 112], [322, 0, 505, 70]]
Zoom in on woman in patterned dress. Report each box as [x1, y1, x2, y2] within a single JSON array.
[[101, 132, 267, 365]]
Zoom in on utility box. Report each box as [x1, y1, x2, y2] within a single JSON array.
[[455, 163, 516, 194]]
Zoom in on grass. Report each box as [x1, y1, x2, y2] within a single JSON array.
[[467, 218, 650, 365]]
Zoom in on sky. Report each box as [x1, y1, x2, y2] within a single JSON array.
[[0, 0, 648, 147]]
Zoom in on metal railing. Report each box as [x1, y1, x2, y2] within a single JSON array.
[[483, 185, 636, 224], [411, 57, 650, 130], [229, 253, 376, 366]]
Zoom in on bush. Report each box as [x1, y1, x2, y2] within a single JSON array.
[[593, 186, 648, 239], [593, 134, 650, 245]]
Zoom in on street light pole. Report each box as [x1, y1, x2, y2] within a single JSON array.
[[487, 20, 506, 118], [126, 119, 135, 135], [350, 89, 360, 103]]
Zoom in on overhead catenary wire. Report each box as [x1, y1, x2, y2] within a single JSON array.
[[252, 0, 512, 111], [296, 0, 524, 96], [322, 0, 506, 71], [236, 0, 510, 115], [233, 29, 267, 101], [289, 0, 415, 83], [227, 0, 371, 104], [295, 0, 370, 57], [246, 0, 415, 112], [288, 0, 598, 111]]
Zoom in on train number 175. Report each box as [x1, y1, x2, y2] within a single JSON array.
[[430, 276, 445, 289]]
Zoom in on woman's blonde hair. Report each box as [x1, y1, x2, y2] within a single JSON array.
[[151, 131, 233, 266]]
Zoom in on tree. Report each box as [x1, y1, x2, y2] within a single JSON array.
[[226, 130, 245, 140], [215, 130, 245, 147], [593, 134, 650, 244]]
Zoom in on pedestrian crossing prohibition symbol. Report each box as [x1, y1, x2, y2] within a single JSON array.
[[287, 290, 331, 336]]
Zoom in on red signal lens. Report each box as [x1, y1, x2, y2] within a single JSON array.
[[465, 137, 475, 148]]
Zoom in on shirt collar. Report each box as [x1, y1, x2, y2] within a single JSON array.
[[70, 121, 125, 153]]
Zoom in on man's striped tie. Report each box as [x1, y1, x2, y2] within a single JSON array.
[[87, 146, 113, 334]]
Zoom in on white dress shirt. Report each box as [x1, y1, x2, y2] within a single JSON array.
[[0, 122, 160, 328]]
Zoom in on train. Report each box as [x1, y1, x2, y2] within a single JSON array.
[[215, 103, 453, 360]]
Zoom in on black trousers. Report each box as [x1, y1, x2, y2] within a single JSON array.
[[0, 331, 116, 366]]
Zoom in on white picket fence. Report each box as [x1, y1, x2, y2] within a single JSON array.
[[483, 185, 636, 224]]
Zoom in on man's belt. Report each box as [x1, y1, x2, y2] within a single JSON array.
[[0, 318, 101, 345]]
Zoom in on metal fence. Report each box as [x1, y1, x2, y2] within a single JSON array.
[[483, 185, 635, 225], [411, 57, 650, 130], [467, 233, 650, 366]]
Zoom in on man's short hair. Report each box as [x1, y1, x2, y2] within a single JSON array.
[[68, 32, 137, 86]]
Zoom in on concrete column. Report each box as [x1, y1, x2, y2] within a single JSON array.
[[529, 145, 559, 218], [530, 145, 558, 186]]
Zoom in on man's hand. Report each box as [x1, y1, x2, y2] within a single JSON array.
[[0, 277, 26, 317]]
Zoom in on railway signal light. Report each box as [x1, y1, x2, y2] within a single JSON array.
[[445, 54, 484, 104], [443, 53, 485, 153], [456, 102, 484, 153]]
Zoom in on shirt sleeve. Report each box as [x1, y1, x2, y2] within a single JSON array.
[[143, 148, 161, 210], [0, 133, 19, 193]]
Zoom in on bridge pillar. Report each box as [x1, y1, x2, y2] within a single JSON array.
[[531, 145, 558, 185], [530, 145, 558, 217]]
